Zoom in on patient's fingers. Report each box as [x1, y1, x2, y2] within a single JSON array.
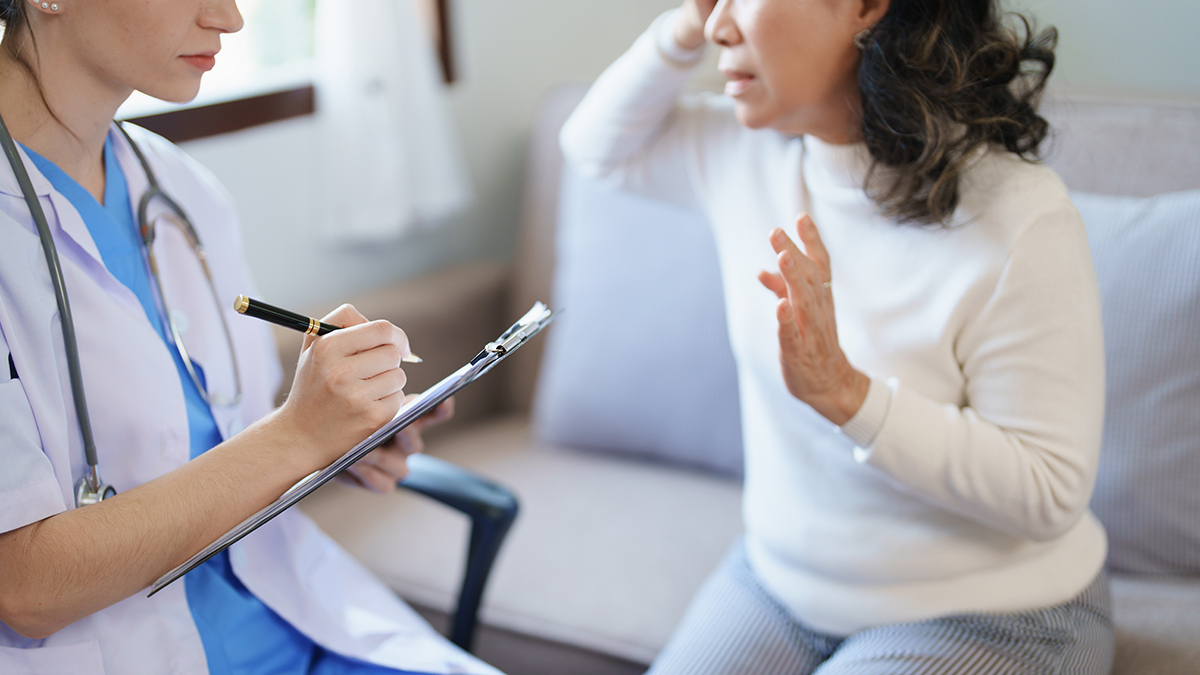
[[795, 214, 831, 287], [758, 270, 787, 299]]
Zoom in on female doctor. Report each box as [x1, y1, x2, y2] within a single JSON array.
[[0, 0, 498, 673]]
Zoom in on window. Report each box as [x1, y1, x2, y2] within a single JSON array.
[[115, 0, 455, 141]]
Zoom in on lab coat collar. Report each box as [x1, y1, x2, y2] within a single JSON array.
[[107, 122, 156, 227], [0, 140, 53, 198], [0, 123, 182, 296], [0, 139, 107, 266]]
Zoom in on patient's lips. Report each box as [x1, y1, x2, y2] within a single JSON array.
[[721, 69, 756, 97]]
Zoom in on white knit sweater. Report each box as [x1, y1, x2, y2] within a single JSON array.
[[560, 11, 1108, 635]]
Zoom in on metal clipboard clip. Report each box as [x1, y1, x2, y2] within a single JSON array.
[[484, 302, 555, 356]]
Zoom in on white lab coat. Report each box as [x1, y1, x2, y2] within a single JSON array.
[[0, 125, 501, 675]]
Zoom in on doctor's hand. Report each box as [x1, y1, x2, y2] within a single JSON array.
[[757, 214, 870, 426], [340, 395, 455, 493], [276, 304, 410, 470]]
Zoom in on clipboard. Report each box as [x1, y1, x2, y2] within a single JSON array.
[[149, 302, 555, 596]]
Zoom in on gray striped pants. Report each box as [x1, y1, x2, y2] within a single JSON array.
[[647, 541, 1114, 675]]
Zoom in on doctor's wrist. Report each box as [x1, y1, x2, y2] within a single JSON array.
[[255, 408, 333, 479]]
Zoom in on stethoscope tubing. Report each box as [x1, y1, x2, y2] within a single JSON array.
[[0, 110, 105, 494], [117, 124, 243, 409], [2, 114, 243, 505]]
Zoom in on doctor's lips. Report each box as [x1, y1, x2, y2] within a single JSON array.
[[233, 295, 423, 364], [720, 69, 756, 97], [180, 51, 218, 72]]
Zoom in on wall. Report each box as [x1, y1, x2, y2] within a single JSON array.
[[182, 0, 1200, 311], [1012, 0, 1200, 99]]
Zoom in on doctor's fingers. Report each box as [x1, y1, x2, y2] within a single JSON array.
[[303, 303, 370, 351], [345, 460, 408, 493], [364, 437, 420, 474], [320, 320, 411, 360]]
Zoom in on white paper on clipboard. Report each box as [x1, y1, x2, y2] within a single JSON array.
[[150, 302, 555, 596]]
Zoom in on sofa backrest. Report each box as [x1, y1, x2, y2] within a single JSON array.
[[504, 83, 593, 411], [1040, 97, 1200, 195]]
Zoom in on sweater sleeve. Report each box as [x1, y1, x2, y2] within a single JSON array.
[[559, 10, 712, 213], [849, 206, 1106, 542]]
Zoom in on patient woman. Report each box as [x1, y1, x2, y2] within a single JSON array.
[[0, 0, 486, 673], [561, 0, 1111, 673]]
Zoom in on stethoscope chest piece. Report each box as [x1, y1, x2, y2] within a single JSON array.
[[75, 475, 117, 507]]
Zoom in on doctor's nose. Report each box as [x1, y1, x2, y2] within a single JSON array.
[[200, 0, 245, 35]]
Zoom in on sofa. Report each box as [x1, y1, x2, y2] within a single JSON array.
[[287, 84, 1200, 675]]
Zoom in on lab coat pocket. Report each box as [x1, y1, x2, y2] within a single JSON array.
[[0, 640, 106, 674]]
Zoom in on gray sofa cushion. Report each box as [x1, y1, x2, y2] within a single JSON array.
[[300, 415, 744, 666], [1074, 189, 1200, 574], [1110, 573, 1200, 674], [532, 165, 744, 476]]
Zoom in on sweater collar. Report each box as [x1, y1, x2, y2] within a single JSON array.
[[802, 134, 873, 189]]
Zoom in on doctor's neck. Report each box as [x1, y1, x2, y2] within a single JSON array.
[[0, 28, 126, 202]]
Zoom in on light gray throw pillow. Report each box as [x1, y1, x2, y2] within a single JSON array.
[[1074, 189, 1200, 574], [532, 167, 744, 476]]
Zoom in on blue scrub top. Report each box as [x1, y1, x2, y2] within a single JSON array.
[[24, 137, 416, 675]]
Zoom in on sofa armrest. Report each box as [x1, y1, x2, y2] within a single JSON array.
[[274, 260, 513, 432], [398, 453, 520, 652]]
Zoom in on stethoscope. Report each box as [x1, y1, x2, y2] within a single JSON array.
[[0, 111, 243, 508]]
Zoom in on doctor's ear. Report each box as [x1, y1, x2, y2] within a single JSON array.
[[27, 0, 62, 13]]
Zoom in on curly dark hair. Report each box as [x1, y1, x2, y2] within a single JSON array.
[[857, 0, 1057, 226]]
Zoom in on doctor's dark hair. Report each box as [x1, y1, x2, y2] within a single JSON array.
[[1, 0, 70, 134], [856, 0, 1057, 226], [0, 0, 29, 51], [1, 0, 38, 80]]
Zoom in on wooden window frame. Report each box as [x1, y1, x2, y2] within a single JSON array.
[[429, 0, 456, 85], [126, 86, 316, 144], [130, 0, 453, 145]]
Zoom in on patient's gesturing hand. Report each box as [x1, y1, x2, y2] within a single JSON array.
[[757, 214, 869, 426], [340, 396, 455, 493], [675, 0, 718, 50]]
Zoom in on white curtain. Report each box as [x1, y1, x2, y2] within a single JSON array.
[[314, 0, 471, 243]]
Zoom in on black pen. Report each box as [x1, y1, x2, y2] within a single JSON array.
[[234, 295, 422, 363]]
